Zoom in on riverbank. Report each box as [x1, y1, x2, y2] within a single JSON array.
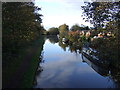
[[2, 36, 45, 88]]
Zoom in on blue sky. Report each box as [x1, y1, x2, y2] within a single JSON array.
[[35, 0, 93, 30]]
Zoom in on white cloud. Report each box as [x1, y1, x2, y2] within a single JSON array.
[[35, 0, 93, 30], [42, 15, 92, 29]]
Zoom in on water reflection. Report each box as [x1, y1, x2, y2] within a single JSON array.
[[33, 51, 44, 86], [58, 39, 82, 54], [34, 36, 120, 88], [46, 35, 59, 44], [81, 54, 109, 76]]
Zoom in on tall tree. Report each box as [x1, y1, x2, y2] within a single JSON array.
[[58, 24, 69, 38], [47, 27, 59, 35], [2, 2, 42, 42], [70, 24, 80, 31], [81, 2, 120, 31], [2, 2, 43, 52], [59, 24, 69, 32]]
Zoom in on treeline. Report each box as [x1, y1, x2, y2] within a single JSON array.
[[2, 2, 43, 53], [46, 1, 120, 70], [81, 2, 120, 84], [2, 2, 45, 88], [81, 2, 120, 39], [46, 2, 120, 39], [46, 24, 90, 35]]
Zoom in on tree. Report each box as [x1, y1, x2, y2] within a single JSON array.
[[82, 1, 120, 42], [85, 26, 90, 30], [58, 24, 69, 38], [47, 27, 59, 35], [79, 26, 90, 31], [2, 2, 43, 40], [70, 24, 80, 31], [2, 2, 45, 88], [59, 24, 69, 32], [2, 2, 43, 53], [81, 2, 120, 31], [81, 1, 120, 73]]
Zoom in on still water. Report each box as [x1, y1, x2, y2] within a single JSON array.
[[34, 39, 117, 88]]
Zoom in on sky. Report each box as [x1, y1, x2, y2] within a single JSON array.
[[35, 0, 93, 30]]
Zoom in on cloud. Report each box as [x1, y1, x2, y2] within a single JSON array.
[[35, 0, 92, 30], [35, 51, 96, 88], [42, 15, 92, 29], [36, 0, 85, 9]]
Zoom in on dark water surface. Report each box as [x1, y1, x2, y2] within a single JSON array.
[[34, 39, 118, 88]]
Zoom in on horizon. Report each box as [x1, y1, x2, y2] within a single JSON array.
[[35, 0, 93, 30]]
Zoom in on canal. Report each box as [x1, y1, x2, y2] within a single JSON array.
[[33, 37, 119, 88]]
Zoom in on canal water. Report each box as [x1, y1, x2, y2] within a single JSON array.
[[34, 39, 117, 88]]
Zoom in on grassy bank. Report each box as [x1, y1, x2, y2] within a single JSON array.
[[2, 36, 45, 88], [21, 36, 45, 88]]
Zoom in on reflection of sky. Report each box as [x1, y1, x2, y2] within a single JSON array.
[[34, 40, 115, 88]]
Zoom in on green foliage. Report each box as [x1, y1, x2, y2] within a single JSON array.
[[47, 27, 59, 35], [81, 35, 86, 41], [90, 37, 120, 68], [82, 2, 120, 50], [70, 24, 80, 31], [46, 35, 59, 44], [84, 26, 90, 30], [81, 2, 120, 31], [58, 31, 83, 53], [58, 24, 69, 38], [21, 37, 45, 88], [70, 24, 90, 31], [2, 2, 44, 88], [2, 37, 45, 88], [2, 2, 43, 51], [59, 24, 69, 32]]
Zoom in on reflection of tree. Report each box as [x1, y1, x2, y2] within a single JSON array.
[[82, 42, 120, 87], [33, 65, 43, 86], [46, 34, 120, 87], [110, 68, 120, 88], [33, 51, 44, 87], [81, 53, 109, 76], [46, 35, 59, 44], [58, 35, 83, 53], [88, 38, 120, 87], [59, 40, 68, 51]]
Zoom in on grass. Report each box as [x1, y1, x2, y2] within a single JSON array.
[[20, 37, 45, 88], [2, 36, 45, 88], [2, 48, 28, 87]]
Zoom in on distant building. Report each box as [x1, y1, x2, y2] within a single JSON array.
[[86, 31, 91, 38], [107, 32, 112, 37], [98, 33, 103, 38]]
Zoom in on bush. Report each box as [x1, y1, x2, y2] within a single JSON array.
[[47, 27, 59, 35]]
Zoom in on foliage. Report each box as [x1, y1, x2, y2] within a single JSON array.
[[58, 35, 83, 53], [81, 1, 120, 58], [21, 36, 45, 88], [2, 2, 44, 88], [90, 37, 120, 68], [81, 2, 120, 32], [59, 24, 69, 32], [2, 2, 43, 52], [70, 24, 90, 31], [47, 27, 59, 35], [58, 24, 69, 38], [46, 35, 59, 44], [80, 26, 90, 31], [81, 1, 120, 83], [70, 24, 80, 31]]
